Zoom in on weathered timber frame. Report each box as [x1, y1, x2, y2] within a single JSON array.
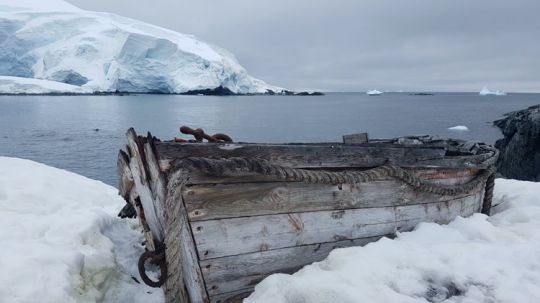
[[118, 128, 498, 303]]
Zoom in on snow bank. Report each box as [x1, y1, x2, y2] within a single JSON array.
[[0, 157, 163, 303], [448, 125, 469, 131], [0, 76, 92, 94], [246, 179, 540, 303], [0, 0, 281, 94]]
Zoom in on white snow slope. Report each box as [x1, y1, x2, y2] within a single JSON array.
[[247, 179, 540, 303], [0, 76, 91, 94], [0, 0, 281, 94], [0, 157, 163, 303]]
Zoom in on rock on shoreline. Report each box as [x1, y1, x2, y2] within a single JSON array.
[[494, 104, 540, 181]]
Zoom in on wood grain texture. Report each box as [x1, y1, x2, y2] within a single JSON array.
[[163, 169, 209, 303], [117, 149, 134, 199], [126, 128, 164, 242], [201, 236, 384, 296], [191, 194, 482, 260], [183, 172, 479, 221], [156, 142, 447, 170], [209, 288, 251, 303], [179, 167, 479, 185]]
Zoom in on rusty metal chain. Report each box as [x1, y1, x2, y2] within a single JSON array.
[[173, 125, 233, 143]]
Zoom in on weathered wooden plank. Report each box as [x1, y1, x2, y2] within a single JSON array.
[[395, 193, 482, 231], [126, 128, 164, 242], [164, 169, 209, 303], [191, 196, 479, 259], [117, 149, 134, 199], [201, 236, 384, 296], [143, 134, 167, 235], [461, 191, 483, 216], [156, 142, 447, 170], [180, 167, 479, 186], [343, 133, 368, 144], [184, 177, 481, 221], [210, 288, 251, 303]]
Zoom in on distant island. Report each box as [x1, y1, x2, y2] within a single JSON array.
[[409, 92, 434, 96]]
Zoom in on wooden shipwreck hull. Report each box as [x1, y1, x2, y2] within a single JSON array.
[[117, 128, 498, 303]]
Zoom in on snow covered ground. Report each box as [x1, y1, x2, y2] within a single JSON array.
[[2, 156, 539, 303], [246, 179, 540, 303], [0, 157, 163, 303], [0, 0, 282, 94]]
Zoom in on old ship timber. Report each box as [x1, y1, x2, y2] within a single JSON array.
[[117, 127, 498, 303]]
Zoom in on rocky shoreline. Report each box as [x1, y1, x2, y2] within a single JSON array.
[[494, 104, 540, 181], [0, 86, 324, 96]]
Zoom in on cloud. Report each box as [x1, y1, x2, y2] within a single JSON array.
[[68, 0, 540, 92]]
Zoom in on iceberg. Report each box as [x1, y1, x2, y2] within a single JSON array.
[[479, 87, 506, 96], [366, 89, 383, 96], [0, 0, 283, 94]]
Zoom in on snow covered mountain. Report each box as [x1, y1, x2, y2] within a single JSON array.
[[0, 0, 283, 94]]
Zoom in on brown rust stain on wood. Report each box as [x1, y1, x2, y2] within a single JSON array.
[[287, 213, 304, 234]]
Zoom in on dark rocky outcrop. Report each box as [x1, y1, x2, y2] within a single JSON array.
[[409, 92, 434, 96], [494, 104, 540, 181], [183, 86, 235, 96], [294, 91, 324, 96]]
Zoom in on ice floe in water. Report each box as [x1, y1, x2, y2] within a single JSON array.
[[448, 125, 469, 131]]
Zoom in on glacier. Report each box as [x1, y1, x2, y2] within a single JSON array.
[[0, 0, 283, 94]]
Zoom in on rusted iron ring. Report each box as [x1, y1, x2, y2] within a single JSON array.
[[138, 249, 167, 288]]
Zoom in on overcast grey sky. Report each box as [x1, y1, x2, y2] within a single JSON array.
[[68, 0, 540, 92]]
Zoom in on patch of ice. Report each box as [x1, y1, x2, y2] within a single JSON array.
[[448, 125, 469, 131]]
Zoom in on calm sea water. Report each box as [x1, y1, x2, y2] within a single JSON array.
[[0, 92, 538, 186]]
